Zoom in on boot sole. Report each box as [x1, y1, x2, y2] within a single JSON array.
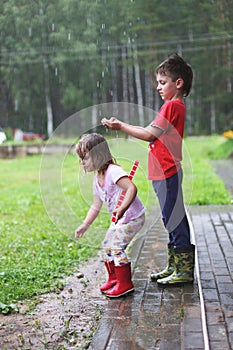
[[157, 280, 194, 288], [151, 274, 173, 281], [105, 288, 135, 298]]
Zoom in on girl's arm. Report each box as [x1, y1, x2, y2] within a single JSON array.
[[101, 117, 162, 142], [113, 176, 137, 223], [75, 195, 103, 238]]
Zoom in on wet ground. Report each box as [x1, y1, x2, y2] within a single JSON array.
[[1, 159, 232, 349], [0, 257, 107, 349]]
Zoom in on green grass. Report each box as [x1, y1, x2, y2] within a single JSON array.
[[205, 135, 233, 159], [0, 135, 232, 313], [0, 156, 106, 312], [183, 135, 232, 205]]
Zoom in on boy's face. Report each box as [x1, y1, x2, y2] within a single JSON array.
[[156, 73, 183, 101]]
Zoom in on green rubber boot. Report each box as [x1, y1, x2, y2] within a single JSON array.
[[150, 244, 175, 281], [157, 245, 195, 287]]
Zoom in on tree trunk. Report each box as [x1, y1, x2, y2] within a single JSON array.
[[133, 45, 144, 126], [127, 44, 135, 108], [227, 42, 232, 93], [43, 58, 53, 138], [121, 46, 129, 124], [145, 70, 154, 109], [92, 91, 98, 131], [210, 99, 216, 134]]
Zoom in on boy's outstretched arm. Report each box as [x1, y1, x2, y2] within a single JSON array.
[[101, 117, 162, 142], [75, 195, 103, 238]]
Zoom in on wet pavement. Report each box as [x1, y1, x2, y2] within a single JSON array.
[[89, 204, 233, 350], [191, 205, 233, 350]]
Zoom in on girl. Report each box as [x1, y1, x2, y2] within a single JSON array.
[[75, 133, 145, 297]]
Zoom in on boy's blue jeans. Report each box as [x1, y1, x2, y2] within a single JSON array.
[[152, 169, 192, 251]]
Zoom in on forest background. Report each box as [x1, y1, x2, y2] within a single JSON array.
[[0, 0, 233, 138]]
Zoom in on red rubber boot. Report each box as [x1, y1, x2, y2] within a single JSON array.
[[105, 262, 134, 298], [100, 261, 117, 293]]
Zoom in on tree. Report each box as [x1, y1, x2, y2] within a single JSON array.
[[0, 0, 232, 135]]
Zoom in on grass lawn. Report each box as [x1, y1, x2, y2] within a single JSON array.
[[183, 135, 233, 205], [0, 135, 232, 313]]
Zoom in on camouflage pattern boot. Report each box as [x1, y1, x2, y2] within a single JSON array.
[[150, 244, 175, 281], [157, 245, 195, 287]]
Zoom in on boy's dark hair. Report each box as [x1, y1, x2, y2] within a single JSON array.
[[76, 133, 116, 174], [155, 54, 193, 97]]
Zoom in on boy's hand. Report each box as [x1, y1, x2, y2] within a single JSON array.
[[101, 117, 122, 130], [75, 223, 89, 239]]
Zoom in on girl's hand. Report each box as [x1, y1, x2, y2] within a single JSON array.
[[75, 223, 89, 239], [112, 206, 125, 224], [112, 176, 137, 224], [75, 197, 102, 238]]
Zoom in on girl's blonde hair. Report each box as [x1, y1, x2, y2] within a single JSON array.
[[76, 133, 116, 174]]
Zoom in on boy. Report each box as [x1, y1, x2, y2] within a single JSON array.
[[102, 54, 195, 287]]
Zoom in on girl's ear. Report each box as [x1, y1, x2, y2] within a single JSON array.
[[176, 78, 184, 89]]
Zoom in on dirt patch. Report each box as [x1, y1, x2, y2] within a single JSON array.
[[0, 256, 108, 349]]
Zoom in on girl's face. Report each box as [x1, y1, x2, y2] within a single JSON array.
[[80, 152, 95, 172], [156, 72, 183, 101]]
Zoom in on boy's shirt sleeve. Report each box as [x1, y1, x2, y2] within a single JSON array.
[[151, 102, 172, 133]]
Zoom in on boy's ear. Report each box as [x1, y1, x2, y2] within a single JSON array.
[[176, 78, 184, 89]]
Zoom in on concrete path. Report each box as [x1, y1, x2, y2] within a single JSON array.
[[211, 159, 233, 197], [191, 205, 233, 350], [89, 204, 233, 350]]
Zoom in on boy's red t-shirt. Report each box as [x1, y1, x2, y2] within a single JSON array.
[[148, 99, 185, 180]]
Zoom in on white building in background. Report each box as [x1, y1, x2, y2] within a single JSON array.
[[0, 128, 6, 144]]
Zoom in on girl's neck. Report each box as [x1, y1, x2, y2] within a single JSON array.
[[97, 170, 106, 186]]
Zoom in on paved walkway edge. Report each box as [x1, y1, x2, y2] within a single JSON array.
[[90, 204, 233, 349], [187, 208, 210, 350]]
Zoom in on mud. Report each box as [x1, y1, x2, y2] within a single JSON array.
[[0, 256, 107, 350]]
